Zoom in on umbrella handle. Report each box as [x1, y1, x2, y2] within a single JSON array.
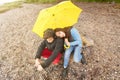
[[64, 44, 70, 49]]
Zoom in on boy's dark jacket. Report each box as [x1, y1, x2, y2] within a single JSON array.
[[35, 37, 64, 68]]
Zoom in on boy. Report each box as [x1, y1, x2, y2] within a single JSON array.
[[35, 29, 64, 71]]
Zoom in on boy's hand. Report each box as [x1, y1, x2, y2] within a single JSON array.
[[35, 58, 44, 71], [37, 64, 44, 71], [35, 58, 41, 67]]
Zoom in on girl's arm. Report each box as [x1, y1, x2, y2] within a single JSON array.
[[70, 28, 82, 46], [65, 38, 70, 47]]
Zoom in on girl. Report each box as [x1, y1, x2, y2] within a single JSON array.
[[55, 27, 83, 77]]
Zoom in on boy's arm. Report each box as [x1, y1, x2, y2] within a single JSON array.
[[41, 38, 64, 68], [35, 40, 46, 59]]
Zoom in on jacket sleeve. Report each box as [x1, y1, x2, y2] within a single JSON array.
[[35, 40, 46, 59], [41, 38, 64, 68]]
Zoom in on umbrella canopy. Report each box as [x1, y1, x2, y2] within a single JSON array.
[[32, 1, 82, 38]]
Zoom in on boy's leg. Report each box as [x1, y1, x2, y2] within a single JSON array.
[[41, 48, 52, 58], [52, 52, 62, 64], [41, 48, 62, 64]]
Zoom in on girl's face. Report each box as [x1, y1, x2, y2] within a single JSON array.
[[47, 37, 54, 43], [55, 31, 65, 38]]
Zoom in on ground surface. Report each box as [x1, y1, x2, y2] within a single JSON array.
[[0, 2, 120, 80]]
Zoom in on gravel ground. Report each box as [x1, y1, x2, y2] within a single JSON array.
[[0, 2, 120, 80]]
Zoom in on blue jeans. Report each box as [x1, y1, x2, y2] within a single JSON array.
[[64, 28, 82, 68]]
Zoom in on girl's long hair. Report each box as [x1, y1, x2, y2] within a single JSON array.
[[54, 26, 72, 38]]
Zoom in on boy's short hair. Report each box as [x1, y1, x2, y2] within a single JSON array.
[[43, 29, 55, 39]]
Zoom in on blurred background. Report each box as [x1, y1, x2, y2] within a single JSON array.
[[0, 0, 120, 80]]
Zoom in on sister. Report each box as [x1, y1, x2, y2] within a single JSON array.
[[55, 27, 83, 77]]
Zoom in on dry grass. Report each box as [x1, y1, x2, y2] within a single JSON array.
[[113, 3, 120, 9], [0, 1, 23, 13], [0, 2, 120, 80]]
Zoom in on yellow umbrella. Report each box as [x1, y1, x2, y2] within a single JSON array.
[[32, 1, 82, 38]]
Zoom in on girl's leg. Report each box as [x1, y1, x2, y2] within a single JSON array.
[[64, 46, 74, 68], [73, 45, 82, 63], [70, 28, 82, 46]]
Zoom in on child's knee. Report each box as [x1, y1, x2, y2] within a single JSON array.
[[74, 56, 82, 63], [74, 59, 80, 63]]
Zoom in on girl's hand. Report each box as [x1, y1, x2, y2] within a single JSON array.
[[66, 41, 70, 47], [65, 38, 70, 47]]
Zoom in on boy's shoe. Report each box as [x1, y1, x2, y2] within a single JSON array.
[[61, 68, 68, 78]]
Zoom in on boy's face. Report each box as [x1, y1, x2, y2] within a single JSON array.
[[47, 37, 54, 43]]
